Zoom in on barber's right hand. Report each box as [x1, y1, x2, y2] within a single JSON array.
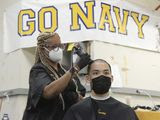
[[75, 53, 91, 71]]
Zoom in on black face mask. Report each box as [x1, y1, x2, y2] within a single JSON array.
[[91, 75, 111, 94]]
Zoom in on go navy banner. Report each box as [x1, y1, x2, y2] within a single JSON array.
[[3, 0, 160, 53]]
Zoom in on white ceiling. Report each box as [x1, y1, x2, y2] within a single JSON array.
[[1, 0, 160, 16], [126, 0, 160, 15]]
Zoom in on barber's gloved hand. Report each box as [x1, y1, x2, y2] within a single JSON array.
[[75, 53, 91, 71]]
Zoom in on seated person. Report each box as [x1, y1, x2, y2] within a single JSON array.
[[63, 59, 139, 120]]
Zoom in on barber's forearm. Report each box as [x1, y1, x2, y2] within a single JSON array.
[[42, 71, 72, 99]]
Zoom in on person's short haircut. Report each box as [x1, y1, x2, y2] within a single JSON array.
[[87, 59, 112, 74]]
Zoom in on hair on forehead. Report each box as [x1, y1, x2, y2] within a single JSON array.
[[87, 59, 111, 73]]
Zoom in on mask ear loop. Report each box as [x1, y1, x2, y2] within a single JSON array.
[[43, 47, 50, 52], [43, 47, 50, 56]]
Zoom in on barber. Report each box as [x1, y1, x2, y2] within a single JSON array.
[[22, 32, 90, 120]]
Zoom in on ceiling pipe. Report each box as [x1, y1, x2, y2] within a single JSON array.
[[155, 5, 160, 11]]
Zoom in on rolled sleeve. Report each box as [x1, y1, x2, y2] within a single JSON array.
[[29, 67, 52, 108]]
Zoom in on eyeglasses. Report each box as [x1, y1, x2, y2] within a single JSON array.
[[45, 44, 65, 51]]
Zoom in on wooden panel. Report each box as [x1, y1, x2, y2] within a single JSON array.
[[136, 110, 160, 120]]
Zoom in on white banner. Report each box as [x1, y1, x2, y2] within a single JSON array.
[[3, 0, 160, 53]]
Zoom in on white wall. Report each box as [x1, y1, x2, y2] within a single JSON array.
[[90, 40, 160, 91], [0, 0, 35, 91], [0, 1, 34, 119], [0, 96, 27, 120]]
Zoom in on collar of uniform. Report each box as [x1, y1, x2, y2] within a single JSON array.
[[90, 92, 111, 101]]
